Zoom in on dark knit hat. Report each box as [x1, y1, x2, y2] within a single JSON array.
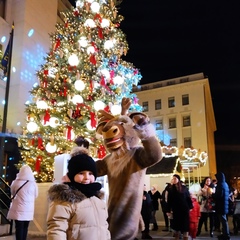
[[67, 154, 97, 182], [173, 174, 181, 181]]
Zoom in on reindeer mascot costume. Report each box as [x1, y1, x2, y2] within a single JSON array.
[[96, 98, 163, 240]]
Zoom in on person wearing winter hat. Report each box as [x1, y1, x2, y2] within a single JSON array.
[[60, 136, 90, 183], [7, 165, 38, 240], [166, 174, 193, 240], [47, 153, 110, 240]]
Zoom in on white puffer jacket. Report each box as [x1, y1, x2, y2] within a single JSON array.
[[7, 165, 38, 220]]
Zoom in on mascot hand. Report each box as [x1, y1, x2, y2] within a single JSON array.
[[129, 112, 155, 140], [134, 122, 156, 140], [131, 114, 150, 127]]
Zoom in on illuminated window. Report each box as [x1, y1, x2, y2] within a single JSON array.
[[156, 119, 163, 130], [155, 99, 161, 110], [170, 138, 177, 146], [169, 118, 176, 128], [183, 116, 191, 127], [182, 94, 189, 105], [184, 137, 192, 148], [168, 97, 175, 108], [142, 101, 148, 112]]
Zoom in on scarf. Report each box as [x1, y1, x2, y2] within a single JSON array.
[[64, 182, 102, 198]]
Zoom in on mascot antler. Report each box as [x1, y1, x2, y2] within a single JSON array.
[[121, 97, 131, 115]]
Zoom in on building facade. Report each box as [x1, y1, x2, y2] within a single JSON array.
[[0, 0, 73, 134], [133, 72, 217, 180]]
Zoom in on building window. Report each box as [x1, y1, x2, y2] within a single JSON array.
[[170, 138, 177, 146], [142, 101, 148, 112], [182, 94, 189, 105], [155, 119, 163, 130], [168, 97, 175, 108], [169, 118, 176, 129], [183, 116, 191, 127], [184, 137, 192, 148], [155, 99, 161, 110]]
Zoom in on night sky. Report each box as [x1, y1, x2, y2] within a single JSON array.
[[117, 0, 240, 147]]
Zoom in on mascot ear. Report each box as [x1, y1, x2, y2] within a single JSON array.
[[96, 110, 114, 135]]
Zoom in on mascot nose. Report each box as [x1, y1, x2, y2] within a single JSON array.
[[102, 125, 120, 139]]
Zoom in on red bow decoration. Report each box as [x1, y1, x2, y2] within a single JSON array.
[[104, 105, 110, 113], [94, 13, 102, 23], [54, 38, 61, 51], [44, 109, 50, 124], [90, 112, 97, 128], [67, 126, 72, 140], [98, 27, 103, 39], [90, 80, 93, 93], [90, 54, 96, 65], [35, 156, 43, 172], [38, 137, 43, 149]]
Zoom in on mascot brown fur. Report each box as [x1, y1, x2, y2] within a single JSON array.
[[95, 98, 163, 240]]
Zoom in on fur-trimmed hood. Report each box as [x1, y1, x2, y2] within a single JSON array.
[[48, 184, 104, 203]]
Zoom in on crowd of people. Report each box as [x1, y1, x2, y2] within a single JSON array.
[[6, 135, 240, 240]]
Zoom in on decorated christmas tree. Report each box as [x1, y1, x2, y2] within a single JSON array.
[[17, 0, 142, 182]]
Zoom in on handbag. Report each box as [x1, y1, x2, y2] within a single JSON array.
[[204, 196, 215, 211], [11, 180, 29, 200]]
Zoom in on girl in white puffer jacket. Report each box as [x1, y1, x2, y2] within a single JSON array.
[[7, 165, 38, 240]]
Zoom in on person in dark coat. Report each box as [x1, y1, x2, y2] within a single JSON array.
[[141, 184, 153, 239], [167, 174, 193, 240], [148, 184, 162, 231], [212, 172, 231, 240], [160, 183, 172, 231]]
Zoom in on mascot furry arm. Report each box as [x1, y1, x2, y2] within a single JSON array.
[[96, 98, 163, 240]]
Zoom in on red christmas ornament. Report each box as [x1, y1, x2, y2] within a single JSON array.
[[90, 54, 96, 65]]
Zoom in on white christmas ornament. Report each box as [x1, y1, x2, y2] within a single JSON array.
[[27, 122, 38, 133], [68, 54, 79, 66], [49, 117, 60, 128], [94, 100, 105, 111], [90, 2, 100, 13], [74, 80, 85, 91], [78, 37, 88, 47], [111, 104, 121, 115], [76, 0, 84, 7], [72, 94, 83, 104], [87, 46, 95, 54], [48, 67, 58, 78], [101, 19, 110, 28], [84, 19, 96, 28], [36, 100, 48, 109], [46, 142, 57, 153], [101, 68, 110, 79], [113, 75, 124, 85], [104, 40, 114, 49]]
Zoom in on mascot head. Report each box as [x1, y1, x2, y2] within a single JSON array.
[[96, 98, 149, 152]]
